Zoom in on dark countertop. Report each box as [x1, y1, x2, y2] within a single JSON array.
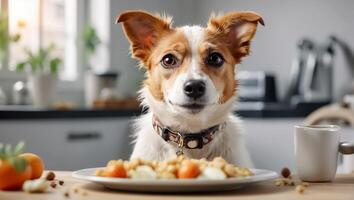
[[0, 102, 328, 120], [0, 106, 142, 120], [234, 101, 329, 118]]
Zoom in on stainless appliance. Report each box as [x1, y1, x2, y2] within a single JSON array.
[[237, 71, 277, 102], [12, 81, 31, 105], [286, 37, 336, 104]]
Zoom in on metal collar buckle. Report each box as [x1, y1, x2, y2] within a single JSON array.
[[176, 132, 184, 156], [161, 127, 185, 155]]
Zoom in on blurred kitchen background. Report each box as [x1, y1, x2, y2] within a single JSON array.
[[1, 0, 354, 173]]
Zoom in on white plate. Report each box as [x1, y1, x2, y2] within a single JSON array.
[[72, 168, 278, 192]]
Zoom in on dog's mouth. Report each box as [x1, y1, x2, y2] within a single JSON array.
[[169, 101, 206, 114], [180, 103, 205, 110], [178, 104, 205, 114]]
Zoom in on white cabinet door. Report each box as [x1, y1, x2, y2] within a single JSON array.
[[243, 118, 303, 172], [0, 118, 134, 170]]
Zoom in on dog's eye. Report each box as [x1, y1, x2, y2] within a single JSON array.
[[161, 54, 179, 69], [205, 52, 224, 68]]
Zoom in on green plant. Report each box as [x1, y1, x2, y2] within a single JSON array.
[[82, 25, 101, 69], [0, 142, 27, 172], [16, 44, 62, 74], [0, 12, 21, 64]]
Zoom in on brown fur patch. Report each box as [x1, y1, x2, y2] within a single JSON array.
[[207, 11, 264, 60], [198, 38, 237, 103], [117, 10, 173, 64], [144, 30, 191, 101]]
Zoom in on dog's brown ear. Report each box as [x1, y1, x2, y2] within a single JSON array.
[[207, 11, 264, 60], [116, 10, 172, 62]]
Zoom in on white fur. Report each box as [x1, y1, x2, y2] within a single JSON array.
[[167, 26, 219, 108], [130, 25, 253, 167]]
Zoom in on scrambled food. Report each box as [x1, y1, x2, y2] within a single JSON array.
[[95, 156, 253, 180]]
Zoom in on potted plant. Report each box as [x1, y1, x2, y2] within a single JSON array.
[[82, 25, 101, 68], [16, 45, 62, 107], [81, 25, 102, 107], [0, 12, 21, 69]]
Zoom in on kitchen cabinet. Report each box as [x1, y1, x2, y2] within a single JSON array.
[[242, 118, 302, 171], [0, 118, 134, 170]]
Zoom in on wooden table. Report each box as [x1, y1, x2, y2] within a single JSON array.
[[0, 171, 353, 200]]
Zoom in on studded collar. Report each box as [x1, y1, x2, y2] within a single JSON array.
[[152, 115, 226, 151]]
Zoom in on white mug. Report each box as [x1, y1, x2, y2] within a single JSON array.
[[294, 125, 354, 182]]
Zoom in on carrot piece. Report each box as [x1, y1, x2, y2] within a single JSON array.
[[103, 163, 127, 178], [177, 160, 200, 179]]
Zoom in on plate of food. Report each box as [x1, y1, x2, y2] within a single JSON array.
[[72, 156, 278, 192]]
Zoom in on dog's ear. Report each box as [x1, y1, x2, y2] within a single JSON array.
[[207, 11, 264, 60], [116, 10, 172, 62]]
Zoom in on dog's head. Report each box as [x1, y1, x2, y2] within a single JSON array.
[[117, 10, 263, 124]]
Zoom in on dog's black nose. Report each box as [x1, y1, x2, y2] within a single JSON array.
[[183, 80, 206, 99]]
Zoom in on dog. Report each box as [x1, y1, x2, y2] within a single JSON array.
[[116, 10, 263, 167]]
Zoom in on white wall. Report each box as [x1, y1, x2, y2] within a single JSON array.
[[108, 0, 354, 100], [194, 0, 354, 101]]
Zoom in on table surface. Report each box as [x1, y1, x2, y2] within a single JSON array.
[[0, 171, 353, 200]]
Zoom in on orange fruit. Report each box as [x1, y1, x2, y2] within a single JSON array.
[[19, 153, 44, 179], [0, 160, 32, 190]]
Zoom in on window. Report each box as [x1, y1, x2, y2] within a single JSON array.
[[1, 0, 85, 82], [8, 0, 39, 72]]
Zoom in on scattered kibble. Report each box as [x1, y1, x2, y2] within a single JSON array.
[[64, 191, 70, 198], [274, 177, 295, 186], [302, 182, 310, 187], [46, 171, 56, 181], [50, 182, 57, 188], [73, 187, 79, 193], [81, 191, 88, 196], [275, 167, 311, 194], [276, 167, 310, 194], [281, 167, 291, 178], [296, 185, 305, 194], [59, 180, 64, 186]]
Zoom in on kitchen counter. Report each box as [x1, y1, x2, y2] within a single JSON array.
[[0, 106, 142, 120], [0, 101, 327, 120], [235, 101, 329, 118], [0, 171, 353, 200]]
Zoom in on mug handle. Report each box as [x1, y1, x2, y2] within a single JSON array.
[[339, 142, 354, 154]]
